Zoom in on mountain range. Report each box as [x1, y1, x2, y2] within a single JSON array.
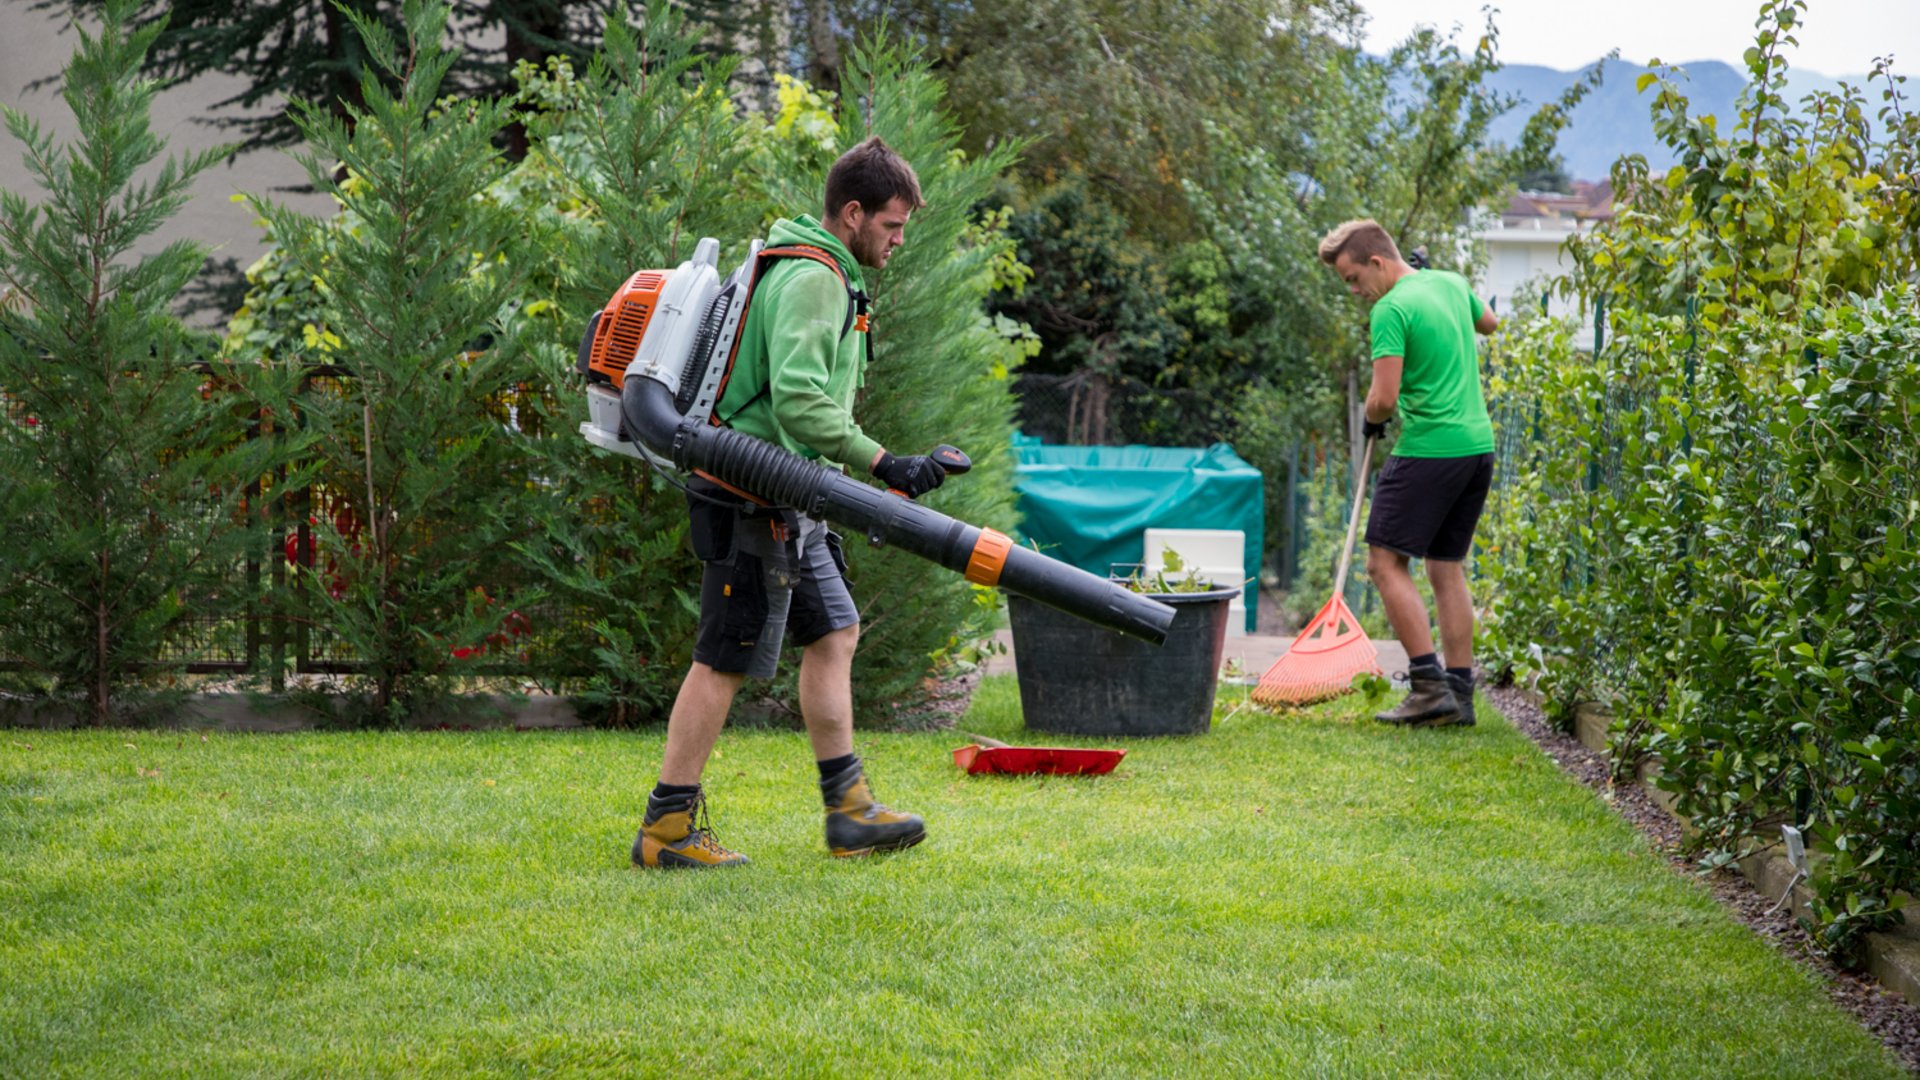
[[1481, 58, 1878, 182]]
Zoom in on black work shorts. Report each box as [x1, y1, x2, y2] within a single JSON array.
[[685, 479, 859, 678], [1364, 452, 1495, 562]]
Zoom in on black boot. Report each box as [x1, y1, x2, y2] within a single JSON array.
[[1445, 671, 1477, 727], [1374, 662, 1464, 727]]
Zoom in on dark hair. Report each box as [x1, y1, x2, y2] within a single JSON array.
[[824, 136, 925, 219]]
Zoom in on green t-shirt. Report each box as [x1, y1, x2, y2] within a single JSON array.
[[1368, 270, 1493, 458]]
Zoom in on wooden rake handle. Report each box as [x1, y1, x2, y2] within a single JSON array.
[[1331, 436, 1376, 603]]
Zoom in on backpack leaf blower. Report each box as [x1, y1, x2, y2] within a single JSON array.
[[577, 237, 1175, 645]]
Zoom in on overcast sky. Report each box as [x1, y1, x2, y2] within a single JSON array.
[[1358, 0, 1918, 76]]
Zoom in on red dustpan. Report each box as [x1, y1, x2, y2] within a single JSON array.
[[952, 735, 1125, 776]]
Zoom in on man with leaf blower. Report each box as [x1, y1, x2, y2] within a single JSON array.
[[634, 137, 965, 869], [1318, 220, 1498, 728]]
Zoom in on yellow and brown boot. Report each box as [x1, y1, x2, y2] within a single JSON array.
[[632, 792, 749, 869], [822, 760, 925, 858]]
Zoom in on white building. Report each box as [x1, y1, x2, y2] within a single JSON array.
[[1474, 182, 1612, 345]]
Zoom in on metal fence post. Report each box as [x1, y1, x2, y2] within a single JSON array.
[[1282, 439, 1300, 587], [246, 474, 262, 675], [269, 463, 287, 693]]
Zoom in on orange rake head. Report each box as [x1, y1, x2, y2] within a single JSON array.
[[1250, 592, 1382, 707]]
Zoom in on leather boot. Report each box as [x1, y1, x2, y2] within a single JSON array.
[[1374, 662, 1465, 727], [1446, 671, 1477, 727], [632, 793, 750, 869], [823, 762, 925, 858]]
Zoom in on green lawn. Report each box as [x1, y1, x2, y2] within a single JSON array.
[[0, 679, 1901, 1078]]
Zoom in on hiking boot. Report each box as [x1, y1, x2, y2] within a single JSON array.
[[632, 795, 749, 869], [823, 763, 925, 858], [1374, 663, 1465, 727], [1446, 671, 1477, 727]]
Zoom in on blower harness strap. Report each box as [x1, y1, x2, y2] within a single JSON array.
[[712, 245, 871, 429]]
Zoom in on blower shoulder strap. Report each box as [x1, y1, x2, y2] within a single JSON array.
[[755, 245, 868, 338], [712, 244, 870, 427]]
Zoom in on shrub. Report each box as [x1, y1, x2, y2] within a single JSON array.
[[224, 8, 1026, 724], [504, 6, 761, 724], [1476, 0, 1920, 960]]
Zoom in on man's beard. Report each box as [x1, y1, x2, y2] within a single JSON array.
[[852, 228, 888, 268]]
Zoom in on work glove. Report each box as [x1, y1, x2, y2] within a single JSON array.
[[1362, 417, 1390, 441], [873, 451, 948, 499]]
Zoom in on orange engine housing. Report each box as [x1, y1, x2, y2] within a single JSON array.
[[583, 268, 669, 389]]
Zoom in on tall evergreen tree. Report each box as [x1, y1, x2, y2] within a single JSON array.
[[249, 0, 530, 718], [35, 0, 401, 154], [758, 37, 1025, 717], [0, 0, 287, 721], [505, 2, 763, 723], [37, 0, 788, 156]]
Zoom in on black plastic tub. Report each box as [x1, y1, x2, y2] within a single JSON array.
[[1007, 585, 1238, 736]]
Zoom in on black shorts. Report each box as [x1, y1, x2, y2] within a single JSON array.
[[685, 480, 859, 678], [1364, 453, 1494, 562]]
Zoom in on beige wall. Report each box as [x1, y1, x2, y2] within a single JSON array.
[[1, 5, 338, 317]]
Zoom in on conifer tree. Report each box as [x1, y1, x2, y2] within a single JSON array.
[[250, 0, 529, 718], [0, 0, 283, 721], [759, 39, 1026, 717], [505, 3, 761, 722]]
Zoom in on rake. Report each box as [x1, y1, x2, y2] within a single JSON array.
[[1251, 435, 1383, 706]]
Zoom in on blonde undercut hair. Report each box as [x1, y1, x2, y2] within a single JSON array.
[[1317, 219, 1401, 267]]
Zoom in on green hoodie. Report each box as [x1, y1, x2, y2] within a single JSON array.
[[714, 215, 881, 472]]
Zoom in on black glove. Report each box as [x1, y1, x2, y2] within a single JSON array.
[[1362, 417, 1390, 441], [873, 451, 948, 499]]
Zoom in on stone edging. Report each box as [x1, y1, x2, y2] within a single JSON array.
[[1573, 702, 1920, 1010]]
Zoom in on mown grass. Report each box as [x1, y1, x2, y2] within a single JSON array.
[[0, 679, 1901, 1077]]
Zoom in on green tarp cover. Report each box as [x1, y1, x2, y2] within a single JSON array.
[[1012, 439, 1263, 631]]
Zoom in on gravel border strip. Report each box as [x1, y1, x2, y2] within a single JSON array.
[[1484, 683, 1920, 1073]]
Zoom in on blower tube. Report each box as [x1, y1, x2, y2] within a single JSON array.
[[621, 377, 1175, 645]]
